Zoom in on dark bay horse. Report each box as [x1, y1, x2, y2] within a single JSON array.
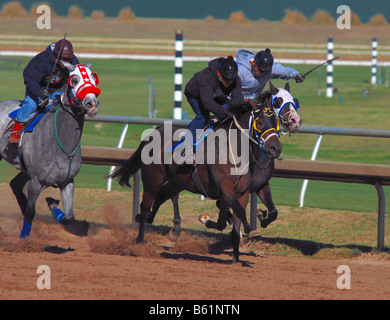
[[0, 61, 100, 239], [110, 99, 282, 263], [200, 81, 302, 231]]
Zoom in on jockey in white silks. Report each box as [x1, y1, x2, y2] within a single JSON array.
[[235, 48, 305, 100]]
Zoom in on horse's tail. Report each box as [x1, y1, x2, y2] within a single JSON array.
[[108, 140, 146, 188]]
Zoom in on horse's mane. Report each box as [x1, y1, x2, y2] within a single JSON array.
[[228, 90, 272, 116], [229, 103, 251, 116], [253, 90, 272, 105]]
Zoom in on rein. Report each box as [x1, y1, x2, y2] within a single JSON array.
[[229, 112, 277, 177], [233, 114, 278, 147], [232, 115, 260, 145], [54, 104, 81, 184]]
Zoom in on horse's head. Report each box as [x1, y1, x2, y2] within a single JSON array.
[[61, 61, 100, 118], [269, 81, 301, 133], [250, 102, 282, 159]]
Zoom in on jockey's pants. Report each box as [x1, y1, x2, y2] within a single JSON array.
[[185, 97, 229, 146], [16, 91, 41, 123]]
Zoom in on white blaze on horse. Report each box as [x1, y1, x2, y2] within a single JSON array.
[[269, 81, 302, 133], [0, 61, 100, 239]]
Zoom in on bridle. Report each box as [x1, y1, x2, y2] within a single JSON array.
[[248, 108, 279, 148], [271, 93, 300, 132]]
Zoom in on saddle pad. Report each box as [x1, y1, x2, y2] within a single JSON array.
[[166, 125, 214, 152]]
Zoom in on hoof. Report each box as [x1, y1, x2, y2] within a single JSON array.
[[260, 219, 270, 228], [248, 229, 261, 239], [20, 221, 32, 240], [168, 229, 180, 242], [61, 217, 75, 225], [198, 214, 210, 225], [46, 197, 60, 209]]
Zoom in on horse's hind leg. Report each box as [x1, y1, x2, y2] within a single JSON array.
[[149, 183, 182, 241], [169, 194, 181, 242], [10, 171, 30, 215], [136, 191, 155, 244]]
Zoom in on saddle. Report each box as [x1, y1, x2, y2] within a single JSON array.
[[167, 115, 228, 154]]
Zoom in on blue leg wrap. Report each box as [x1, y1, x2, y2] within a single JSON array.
[[52, 207, 65, 223], [20, 221, 32, 240]]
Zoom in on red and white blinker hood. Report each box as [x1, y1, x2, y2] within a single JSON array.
[[68, 64, 101, 101]]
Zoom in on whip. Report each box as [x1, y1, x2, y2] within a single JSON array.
[[302, 56, 339, 78]]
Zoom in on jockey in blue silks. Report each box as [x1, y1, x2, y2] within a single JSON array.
[[9, 39, 79, 144], [235, 48, 305, 100]]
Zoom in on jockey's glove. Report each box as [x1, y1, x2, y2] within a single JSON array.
[[39, 88, 50, 100], [295, 74, 305, 83]]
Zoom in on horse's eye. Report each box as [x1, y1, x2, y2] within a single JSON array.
[[256, 117, 264, 127], [273, 97, 283, 107], [71, 75, 80, 87]]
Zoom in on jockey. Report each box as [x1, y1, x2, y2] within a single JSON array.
[[236, 48, 305, 100], [184, 55, 244, 144], [179, 55, 245, 164], [9, 39, 79, 144]]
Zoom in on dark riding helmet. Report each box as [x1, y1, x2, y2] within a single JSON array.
[[254, 48, 274, 73], [53, 39, 74, 61], [218, 56, 238, 81]]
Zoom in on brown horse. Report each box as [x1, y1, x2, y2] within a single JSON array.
[[110, 97, 281, 263], [200, 81, 302, 232]]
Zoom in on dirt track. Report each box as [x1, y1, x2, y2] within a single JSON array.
[[1, 198, 390, 301]]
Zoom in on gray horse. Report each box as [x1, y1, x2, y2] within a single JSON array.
[[0, 61, 100, 239]]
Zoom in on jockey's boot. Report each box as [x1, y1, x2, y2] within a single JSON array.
[[8, 121, 24, 144]]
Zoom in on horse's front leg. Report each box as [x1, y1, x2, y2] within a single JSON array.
[[10, 171, 30, 216], [220, 181, 257, 237], [256, 183, 278, 228], [20, 177, 44, 239], [198, 199, 235, 231], [60, 180, 76, 224], [47, 180, 75, 224], [231, 215, 242, 264]]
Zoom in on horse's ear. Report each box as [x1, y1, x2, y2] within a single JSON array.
[[284, 81, 290, 93], [269, 81, 279, 95], [61, 60, 76, 72], [84, 61, 92, 69]]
